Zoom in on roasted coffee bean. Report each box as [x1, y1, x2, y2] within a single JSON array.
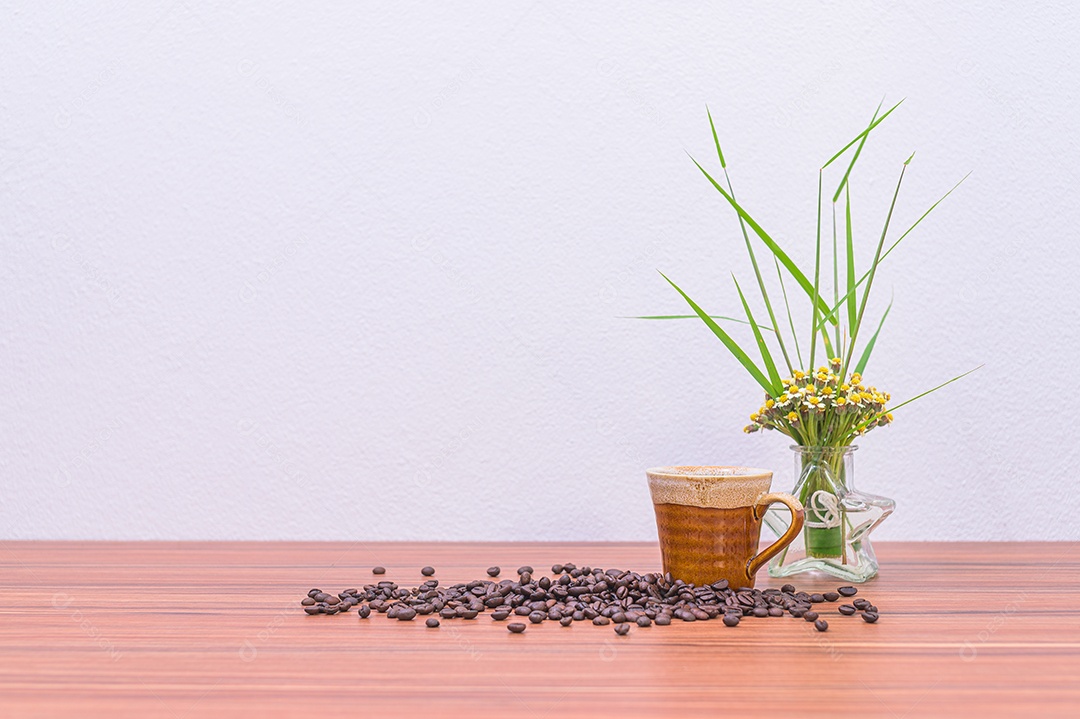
[[304, 566, 883, 643], [421, 566, 435, 577], [487, 566, 501, 577], [517, 566, 533, 575], [614, 623, 630, 636], [814, 619, 828, 632], [507, 623, 526, 633], [425, 618, 440, 628], [838, 586, 857, 597], [372, 567, 386, 575]]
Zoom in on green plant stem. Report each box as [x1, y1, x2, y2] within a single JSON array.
[[775, 257, 803, 369], [841, 158, 910, 381], [809, 170, 823, 371], [832, 201, 841, 353]]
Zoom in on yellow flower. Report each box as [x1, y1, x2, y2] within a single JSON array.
[[786, 411, 799, 423], [794, 370, 805, 380], [841, 383, 851, 392], [850, 372, 862, 384], [830, 357, 842, 368], [765, 399, 775, 409], [820, 386, 834, 396], [834, 396, 847, 407], [750, 413, 760, 422]]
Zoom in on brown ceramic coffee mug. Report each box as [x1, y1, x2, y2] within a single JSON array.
[[646, 466, 804, 588]]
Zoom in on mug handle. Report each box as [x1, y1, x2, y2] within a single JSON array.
[[746, 492, 805, 581]]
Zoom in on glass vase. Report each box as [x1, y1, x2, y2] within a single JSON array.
[[762, 445, 894, 583]]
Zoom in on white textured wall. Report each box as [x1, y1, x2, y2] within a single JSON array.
[[3, 2, 1078, 541]]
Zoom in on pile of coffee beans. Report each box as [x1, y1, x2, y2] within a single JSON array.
[[300, 564, 882, 636]]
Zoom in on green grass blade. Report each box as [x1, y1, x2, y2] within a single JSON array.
[[832, 100, 883, 203], [884, 365, 983, 414], [629, 314, 776, 332], [879, 171, 970, 264], [659, 272, 777, 396], [853, 297, 892, 376], [775, 257, 803, 369], [706, 105, 726, 169], [845, 183, 857, 336], [851, 365, 982, 434], [708, 111, 794, 373], [822, 99, 904, 169], [817, 172, 970, 337], [733, 275, 781, 393], [690, 155, 836, 323]]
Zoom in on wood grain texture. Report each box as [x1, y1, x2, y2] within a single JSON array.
[[1, 541, 1078, 718]]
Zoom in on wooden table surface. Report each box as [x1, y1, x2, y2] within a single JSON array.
[[1, 541, 1078, 718]]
